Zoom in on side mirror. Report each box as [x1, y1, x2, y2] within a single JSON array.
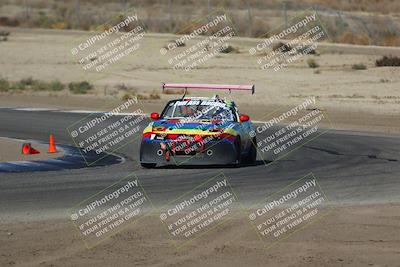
[[150, 112, 160, 120], [239, 114, 250, 122]]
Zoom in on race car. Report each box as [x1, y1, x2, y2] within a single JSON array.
[[139, 83, 257, 168]]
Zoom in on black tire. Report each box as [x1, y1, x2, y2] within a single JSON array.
[[141, 162, 156, 168], [246, 137, 257, 165], [233, 137, 242, 167]]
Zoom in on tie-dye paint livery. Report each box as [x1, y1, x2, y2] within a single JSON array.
[[139, 96, 257, 167]]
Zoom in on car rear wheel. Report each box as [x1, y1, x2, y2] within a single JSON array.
[[245, 137, 257, 165], [233, 137, 242, 167]]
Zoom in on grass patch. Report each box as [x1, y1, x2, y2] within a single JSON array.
[[121, 93, 135, 101], [0, 77, 85, 93], [0, 30, 9, 42], [31, 80, 65, 91], [20, 77, 35, 86], [352, 63, 367, 70], [307, 59, 320, 68], [339, 32, 371, 46], [121, 90, 160, 101], [0, 78, 10, 92], [136, 92, 161, 100], [376, 56, 400, 67], [219, 45, 239, 54], [11, 82, 27, 91], [162, 88, 188, 95], [164, 39, 185, 50], [6, 78, 66, 92], [272, 42, 292, 53], [1, 0, 400, 46], [149, 92, 161, 100], [297, 44, 317, 55], [68, 81, 93, 94], [49, 80, 65, 91], [0, 30, 10, 37], [31, 80, 50, 91], [116, 83, 137, 94]]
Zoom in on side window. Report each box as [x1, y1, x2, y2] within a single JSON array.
[[163, 106, 173, 118], [161, 102, 175, 118], [232, 107, 239, 122]]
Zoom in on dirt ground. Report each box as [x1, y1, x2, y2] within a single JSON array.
[[0, 137, 63, 162], [1, 94, 399, 135], [0, 27, 399, 134], [1, 27, 400, 267], [1, 204, 399, 267]]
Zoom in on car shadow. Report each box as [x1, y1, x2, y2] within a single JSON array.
[[155, 160, 267, 169]]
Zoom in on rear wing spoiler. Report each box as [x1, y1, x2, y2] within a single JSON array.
[[162, 83, 255, 95]]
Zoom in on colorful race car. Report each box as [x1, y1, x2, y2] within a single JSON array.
[[139, 83, 257, 168]]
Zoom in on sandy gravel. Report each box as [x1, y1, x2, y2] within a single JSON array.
[[1, 94, 399, 135], [1, 204, 399, 267], [0, 137, 63, 162], [0, 27, 399, 135], [0, 27, 399, 116], [0, 27, 399, 267]]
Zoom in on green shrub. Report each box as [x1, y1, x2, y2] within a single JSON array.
[[272, 42, 292, 53], [376, 56, 400, 67], [149, 92, 161, 99], [163, 88, 185, 95], [20, 77, 35, 86], [168, 39, 185, 48], [0, 30, 10, 37], [115, 83, 137, 94], [49, 80, 65, 91], [136, 94, 147, 100], [0, 78, 10, 92], [31, 80, 51, 91], [121, 93, 135, 101], [68, 81, 93, 94], [0, 78, 67, 92], [296, 44, 317, 55], [16, 78, 65, 91], [219, 45, 238, 54], [35, 11, 55, 28], [307, 59, 319, 68], [10, 82, 26, 91], [352, 63, 367, 70]]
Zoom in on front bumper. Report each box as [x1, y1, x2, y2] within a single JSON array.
[[139, 139, 238, 166]]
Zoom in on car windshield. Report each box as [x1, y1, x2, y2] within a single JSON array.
[[162, 100, 235, 121]]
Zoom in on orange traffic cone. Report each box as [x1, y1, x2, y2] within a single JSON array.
[[22, 143, 31, 155], [48, 134, 57, 153], [22, 143, 41, 155], [30, 147, 41, 154]]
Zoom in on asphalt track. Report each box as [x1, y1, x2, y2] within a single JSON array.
[[0, 108, 399, 221]]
